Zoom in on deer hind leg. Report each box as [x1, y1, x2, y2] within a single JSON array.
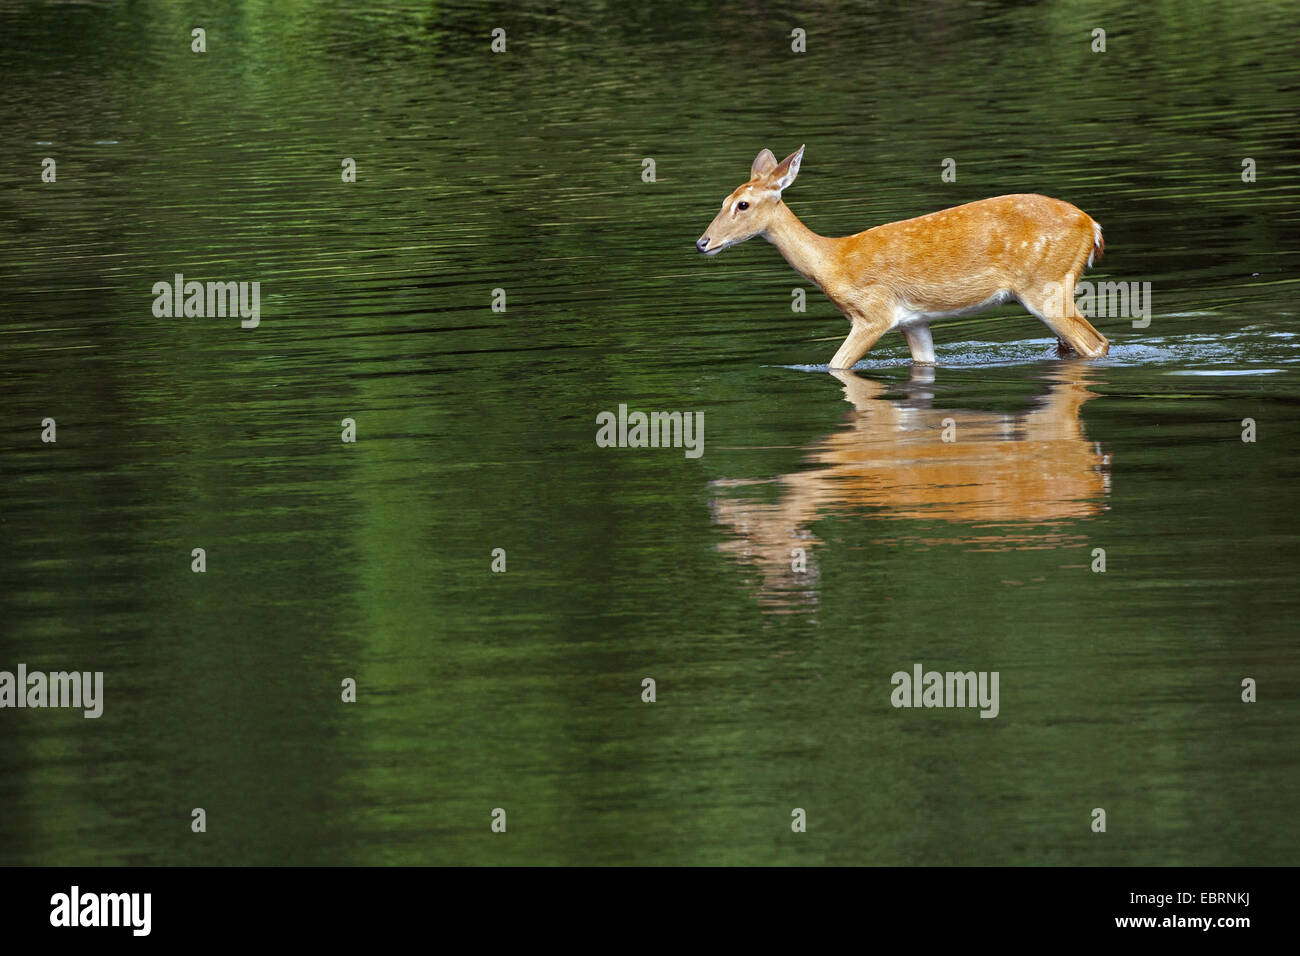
[[900, 322, 935, 364], [1018, 271, 1109, 358]]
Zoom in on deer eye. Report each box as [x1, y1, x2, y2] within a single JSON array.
[[737, 201, 749, 211]]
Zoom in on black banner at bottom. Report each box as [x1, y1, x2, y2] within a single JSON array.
[[0, 865, 1281, 942]]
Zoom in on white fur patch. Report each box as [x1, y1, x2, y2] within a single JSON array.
[[891, 291, 1012, 328], [1088, 221, 1103, 268]]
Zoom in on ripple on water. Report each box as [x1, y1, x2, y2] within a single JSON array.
[[1166, 368, 1284, 376], [778, 331, 1300, 372]]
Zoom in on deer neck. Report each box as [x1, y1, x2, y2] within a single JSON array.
[[763, 202, 838, 291]]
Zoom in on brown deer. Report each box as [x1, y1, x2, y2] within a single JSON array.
[[697, 146, 1109, 367]]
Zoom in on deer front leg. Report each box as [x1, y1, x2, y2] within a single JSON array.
[[829, 308, 891, 370]]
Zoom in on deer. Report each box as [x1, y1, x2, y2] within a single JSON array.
[[696, 146, 1109, 368]]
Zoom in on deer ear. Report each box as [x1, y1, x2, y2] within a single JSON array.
[[769, 145, 805, 193], [750, 148, 778, 179]]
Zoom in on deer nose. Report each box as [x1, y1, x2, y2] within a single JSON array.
[[696, 237, 710, 253]]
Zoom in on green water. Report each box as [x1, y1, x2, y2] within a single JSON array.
[[2, 0, 1298, 865]]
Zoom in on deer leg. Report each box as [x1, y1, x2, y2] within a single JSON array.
[[829, 316, 889, 370], [900, 322, 935, 364], [1053, 303, 1108, 356], [1019, 275, 1109, 358]]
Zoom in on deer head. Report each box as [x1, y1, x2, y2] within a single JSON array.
[[696, 145, 804, 255]]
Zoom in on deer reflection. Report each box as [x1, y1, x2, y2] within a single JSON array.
[[709, 364, 1111, 614]]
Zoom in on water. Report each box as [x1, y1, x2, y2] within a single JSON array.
[[2, 0, 1298, 865]]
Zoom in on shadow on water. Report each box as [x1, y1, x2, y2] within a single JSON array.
[[711, 363, 1110, 615]]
